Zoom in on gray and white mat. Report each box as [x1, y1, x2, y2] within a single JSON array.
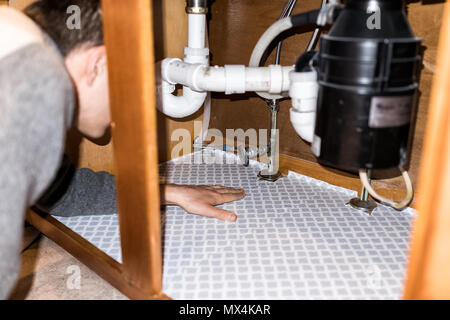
[[56, 150, 415, 300]]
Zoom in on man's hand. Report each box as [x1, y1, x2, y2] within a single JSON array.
[[161, 184, 245, 222]]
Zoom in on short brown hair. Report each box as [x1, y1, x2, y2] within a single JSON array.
[[25, 0, 103, 56]]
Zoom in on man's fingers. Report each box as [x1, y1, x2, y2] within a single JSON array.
[[193, 204, 237, 222], [216, 191, 246, 204], [210, 185, 242, 190], [214, 186, 246, 194]]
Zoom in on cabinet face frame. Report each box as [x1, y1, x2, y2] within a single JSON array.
[[26, 0, 450, 300], [101, 0, 163, 299], [404, 2, 450, 300]]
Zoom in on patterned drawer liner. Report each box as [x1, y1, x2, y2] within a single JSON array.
[[56, 150, 415, 299]]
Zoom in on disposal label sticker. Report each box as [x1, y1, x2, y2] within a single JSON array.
[[369, 95, 413, 128]]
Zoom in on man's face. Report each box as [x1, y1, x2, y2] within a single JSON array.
[[65, 45, 111, 139]]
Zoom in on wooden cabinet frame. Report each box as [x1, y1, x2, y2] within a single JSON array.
[[403, 1, 450, 300], [26, 0, 450, 300]]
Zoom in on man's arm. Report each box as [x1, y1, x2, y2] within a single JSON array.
[[0, 42, 74, 299], [36, 155, 117, 217], [42, 160, 245, 221]]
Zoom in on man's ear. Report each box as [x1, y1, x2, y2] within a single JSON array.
[[85, 45, 107, 86]]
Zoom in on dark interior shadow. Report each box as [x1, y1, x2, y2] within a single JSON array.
[[153, 0, 170, 166], [65, 126, 112, 168], [65, 128, 83, 167], [87, 127, 112, 146], [152, 0, 168, 266]]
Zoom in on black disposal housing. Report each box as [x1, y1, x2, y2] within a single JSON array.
[[310, 0, 422, 172]]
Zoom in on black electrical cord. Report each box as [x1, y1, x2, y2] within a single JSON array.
[[290, 9, 321, 28], [275, 0, 329, 67], [306, 0, 327, 51], [295, 50, 317, 71]]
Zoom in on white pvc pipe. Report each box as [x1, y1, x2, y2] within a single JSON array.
[[158, 13, 296, 118], [159, 83, 207, 119], [200, 92, 211, 142], [188, 14, 206, 49], [163, 58, 293, 94], [200, 20, 212, 144], [288, 70, 319, 143], [157, 14, 209, 119], [249, 17, 294, 100], [290, 107, 316, 143]]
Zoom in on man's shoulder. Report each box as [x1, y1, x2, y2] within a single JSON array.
[[0, 7, 46, 61], [0, 8, 75, 131], [0, 41, 75, 130]]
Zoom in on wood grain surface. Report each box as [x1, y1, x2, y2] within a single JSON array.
[[404, 0, 450, 300], [101, 0, 164, 299]]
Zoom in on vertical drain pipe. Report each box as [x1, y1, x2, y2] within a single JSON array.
[[186, 1, 207, 50], [258, 100, 282, 181], [186, 0, 209, 158], [258, 1, 297, 182], [187, 0, 211, 146], [185, 0, 209, 67]]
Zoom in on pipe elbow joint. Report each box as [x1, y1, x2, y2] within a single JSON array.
[[157, 58, 208, 118], [289, 70, 319, 143], [159, 85, 207, 119], [290, 109, 316, 143]]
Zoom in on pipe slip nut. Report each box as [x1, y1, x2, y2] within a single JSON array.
[[224, 65, 245, 95], [186, 0, 208, 14], [268, 65, 283, 94], [184, 47, 210, 61], [288, 70, 318, 101]]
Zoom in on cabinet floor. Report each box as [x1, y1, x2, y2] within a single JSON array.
[[10, 233, 127, 300], [55, 150, 415, 300]]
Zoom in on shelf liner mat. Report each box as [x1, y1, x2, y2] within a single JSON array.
[[55, 150, 415, 300]]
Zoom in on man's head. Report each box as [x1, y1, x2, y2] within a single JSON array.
[[25, 0, 110, 139]]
